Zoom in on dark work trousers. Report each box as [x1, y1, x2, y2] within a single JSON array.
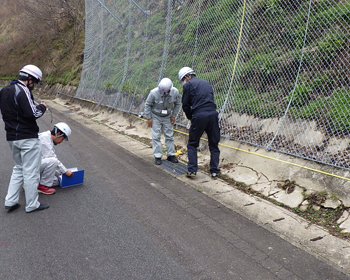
[[187, 110, 220, 174]]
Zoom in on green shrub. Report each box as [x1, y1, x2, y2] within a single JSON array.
[[122, 80, 136, 96], [326, 87, 350, 132], [285, 83, 311, 107], [318, 33, 347, 62], [310, 74, 333, 95], [231, 88, 283, 118], [290, 87, 350, 133]]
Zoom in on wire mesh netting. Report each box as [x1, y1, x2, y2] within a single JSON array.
[[76, 0, 350, 170]]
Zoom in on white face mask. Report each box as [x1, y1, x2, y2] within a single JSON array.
[[181, 75, 189, 85]]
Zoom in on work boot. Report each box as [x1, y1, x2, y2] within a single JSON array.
[[27, 203, 50, 213], [167, 155, 178, 163], [186, 171, 196, 178], [5, 203, 21, 212], [155, 158, 162, 165], [38, 184, 56, 195]]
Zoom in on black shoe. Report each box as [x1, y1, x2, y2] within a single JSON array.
[[27, 203, 50, 213], [155, 158, 162, 165], [211, 172, 219, 179], [167, 155, 178, 163], [186, 172, 196, 178], [5, 203, 20, 212]]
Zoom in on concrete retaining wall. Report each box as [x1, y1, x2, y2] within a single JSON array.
[[52, 90, 350, 209]]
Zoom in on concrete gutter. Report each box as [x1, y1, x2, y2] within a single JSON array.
[[43, 96, 350, 276]]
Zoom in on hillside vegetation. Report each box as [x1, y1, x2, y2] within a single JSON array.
[[0, 0, 85, 85], [1, 0, 350, 136]]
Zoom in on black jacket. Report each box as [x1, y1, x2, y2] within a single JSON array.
[[0, 80, 46, 141], [181, 77, 217, 120]]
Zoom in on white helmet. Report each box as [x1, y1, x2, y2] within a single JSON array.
[[178, 67, 196, 81], [19, 64, 42, 82], [158, 78, 173, 95], [54, 122, 71, 140]]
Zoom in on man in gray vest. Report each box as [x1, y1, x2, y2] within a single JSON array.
[[144, 78, 181, 165]]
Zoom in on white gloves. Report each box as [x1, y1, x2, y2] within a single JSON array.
[[186, 121, 191, 129]]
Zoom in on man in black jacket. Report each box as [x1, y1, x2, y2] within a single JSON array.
[[178, 67, 221, 179], [0, 64, 49, 213]]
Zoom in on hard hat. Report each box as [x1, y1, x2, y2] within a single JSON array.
[[54, 122, 71, 140], [19, 64, 42, 82], [178, 67, 196, 81], [158, 78, 173, 95]]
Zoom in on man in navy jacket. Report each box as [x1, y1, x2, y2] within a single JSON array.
[[178, 67, 220, 179], [0, 64, 49, 213]]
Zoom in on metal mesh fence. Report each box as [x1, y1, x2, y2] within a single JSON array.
[[76, 0, 350, 170]]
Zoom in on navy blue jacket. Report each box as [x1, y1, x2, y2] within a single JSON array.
[[0, 80, 46, 141], [181, 77, 216, 120]]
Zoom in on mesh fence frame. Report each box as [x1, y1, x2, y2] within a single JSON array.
[[76, 0, 350, 170]]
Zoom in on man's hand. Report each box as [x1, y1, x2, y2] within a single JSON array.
[[170, 117, 175, 125], [147, 118, 153, 127], [65, 170, 74, 177], [41, 101, 47, 108]]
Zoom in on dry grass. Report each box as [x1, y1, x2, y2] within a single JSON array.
[[0, 0, 85, 85]]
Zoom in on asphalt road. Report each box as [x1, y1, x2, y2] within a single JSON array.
[[0, 106, 348, 280]]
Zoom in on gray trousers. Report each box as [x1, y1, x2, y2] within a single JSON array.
[[151, 114, 175, 158], [5, 139, 41, 212], [40, 157, 61, 187]]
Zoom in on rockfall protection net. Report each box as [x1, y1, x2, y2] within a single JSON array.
[[77, 0, 350, 170]]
